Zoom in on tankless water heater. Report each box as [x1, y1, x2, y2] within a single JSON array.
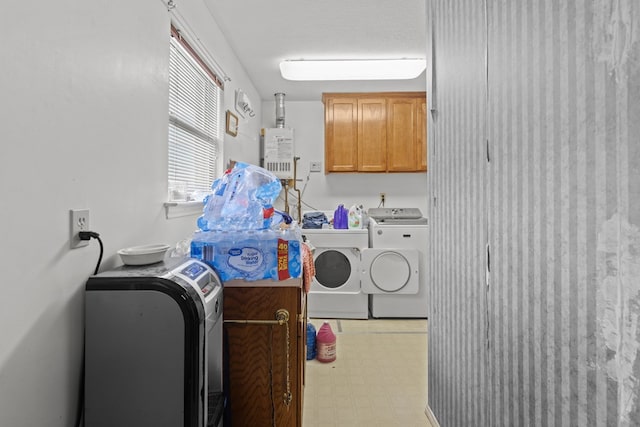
[[262, 127, 295, 179]]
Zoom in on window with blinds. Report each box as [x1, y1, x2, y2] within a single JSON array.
[[168, 29, 222, 201]]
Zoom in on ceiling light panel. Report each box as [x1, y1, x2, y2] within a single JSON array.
[[279, 59, 426, 81]]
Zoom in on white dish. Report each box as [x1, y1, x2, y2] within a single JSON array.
[[118, 244, 171, 266]]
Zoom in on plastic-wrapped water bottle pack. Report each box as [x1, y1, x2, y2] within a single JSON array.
[[197, 162, 283, 231], [190, 228, 302, 282], [190, 162, 302, 281]]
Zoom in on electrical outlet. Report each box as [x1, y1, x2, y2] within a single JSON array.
[[380, 193, 386, 206], [70, 209, 90, 249], [310, 161, 322, 172]]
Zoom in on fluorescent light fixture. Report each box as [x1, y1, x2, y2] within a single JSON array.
[[279, 59, 426, 81]]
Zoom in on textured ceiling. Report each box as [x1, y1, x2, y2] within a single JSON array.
[[203, 0, 427, 101]]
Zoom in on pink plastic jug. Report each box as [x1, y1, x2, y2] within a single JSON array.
[[316, 321, 337, 363]]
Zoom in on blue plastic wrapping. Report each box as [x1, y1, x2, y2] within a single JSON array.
[[197, 162, 282, 231], [190, 227, 302, 282]]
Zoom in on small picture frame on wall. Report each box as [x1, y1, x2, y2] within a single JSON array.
[[226, 110, 238, 137]]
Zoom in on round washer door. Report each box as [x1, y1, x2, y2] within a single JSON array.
[[311, 248, 361, 294], [361, 249, 419, 294]]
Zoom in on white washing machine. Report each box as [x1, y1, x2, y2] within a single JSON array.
[[365, 208, 428, 318], [302, 227, 369, 319]]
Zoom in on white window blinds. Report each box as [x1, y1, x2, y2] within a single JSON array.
[[168, 33, 222, 201]]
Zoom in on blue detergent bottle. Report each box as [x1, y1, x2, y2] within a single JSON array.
[[333, 204, 348, 229], [306, 322, 317, 360]]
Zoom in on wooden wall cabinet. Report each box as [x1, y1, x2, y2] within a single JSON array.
[[324, 96, 358, 172], [223, 279, 306, 427], [417, 99, 427, 171], [323, 92, 427, 173], [357, 97, 387, 172]]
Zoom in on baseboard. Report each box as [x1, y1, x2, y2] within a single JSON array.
[[424, 404, 440, 427]]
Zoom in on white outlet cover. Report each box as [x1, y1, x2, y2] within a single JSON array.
[[310, 161, 322, 172], [70, 209, 90, 249]]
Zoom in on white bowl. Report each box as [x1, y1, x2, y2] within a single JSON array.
[[118, 244, 171, 266]]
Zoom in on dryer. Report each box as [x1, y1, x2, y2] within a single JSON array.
[[365, 208, 428, 318], [302, 227, 369, 319]]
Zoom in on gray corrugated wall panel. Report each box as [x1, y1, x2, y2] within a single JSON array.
[[426, 0, 488, 426], [426, 0, 640, 426]]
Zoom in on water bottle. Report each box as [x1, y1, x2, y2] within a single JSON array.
[[306, 323, 317, 360], [316, 321, 336, 363]]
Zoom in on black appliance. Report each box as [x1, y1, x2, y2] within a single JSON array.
[[84, 257, 224, 427]]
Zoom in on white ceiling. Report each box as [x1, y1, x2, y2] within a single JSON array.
[[203, 0, 427, 102]]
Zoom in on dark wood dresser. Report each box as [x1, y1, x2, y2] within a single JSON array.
[[223, 278, 306, 427]]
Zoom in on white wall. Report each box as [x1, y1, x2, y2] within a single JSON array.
[[261, 100, 429, 219], [0, 1, 260, 425], [0, 2, 429, 424]]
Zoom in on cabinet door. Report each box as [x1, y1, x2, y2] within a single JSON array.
[[358, 98, 387, 172], [224, 285, 302, 427], [325, 97, 358, 172], [417, 98, 427, 171], [298, 292, 306, 423], [387, 97, 418, 171]]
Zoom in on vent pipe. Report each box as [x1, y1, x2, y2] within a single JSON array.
[[275, 93, 285, 128]]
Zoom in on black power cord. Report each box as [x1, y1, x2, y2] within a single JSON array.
[[76, 231, 102, 427], [79, 231, 103, 275], [75, 361, 84, 427]]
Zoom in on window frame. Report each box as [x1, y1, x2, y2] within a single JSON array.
[[167, 24, 224, 204]]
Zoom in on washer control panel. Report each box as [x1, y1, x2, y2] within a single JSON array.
[[367, 207, 423, 220]]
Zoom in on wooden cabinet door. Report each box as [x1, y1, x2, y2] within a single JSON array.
[[325, 97, 358, 172], [387, 97, 418, 171], [417, 98, 427, 171], [297, 292, 306, 422], [357, 97, 387, 172], [224, 284, 302, 427]]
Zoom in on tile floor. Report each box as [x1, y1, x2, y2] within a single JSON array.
[[302, 318, 432, 427]]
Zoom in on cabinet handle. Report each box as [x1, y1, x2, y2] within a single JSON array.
[[224, 309, 293, 407], [224, 308, 290, 325]]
